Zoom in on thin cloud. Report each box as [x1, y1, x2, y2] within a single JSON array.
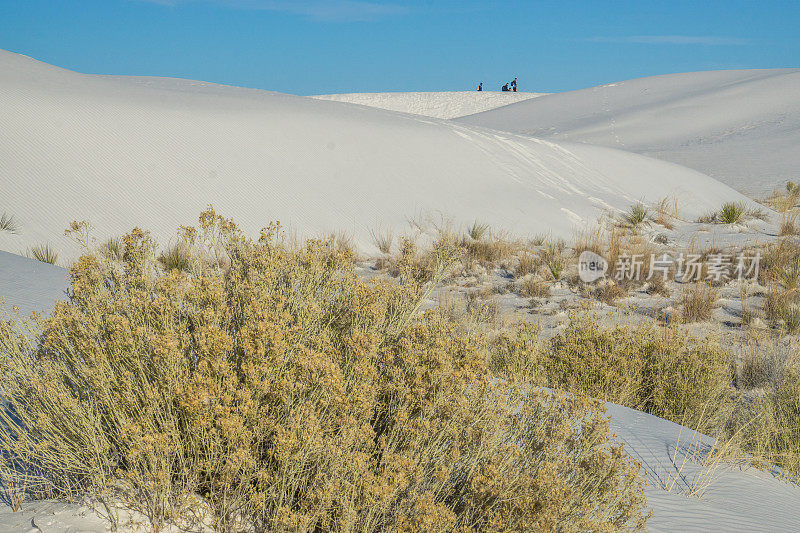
[[136, 0, 408, 21], [586, 35, 750, 46]]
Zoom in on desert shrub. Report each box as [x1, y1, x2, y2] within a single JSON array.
[[492, 318, 733, 433], [741, 367, 800, 477], [645, 275, 671, 297], [0, 212, 20, 234], [592, 280, 628, 303], [460, 233, 517, 267], [530, 234, 547, 246], [371, 227, 393, 254], [573, 225, 605, 255], [514, 251, 539, 278], [517, 277, 551, 298], [327, 230, 357, 259], [158, 241, 192, 272], [0, 210, 648, 532], [718, 202, 746, 224], [623, 202, 649, 228], [680, 282, 719, 323], [466, 220, 489, 241], [541, 239, 569, 281], [26, 243, 58, 265], [779, 216, 798, 236], [758, 240, 800, 286]]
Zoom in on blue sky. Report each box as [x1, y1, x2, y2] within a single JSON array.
[[1, 0, 798, 95]]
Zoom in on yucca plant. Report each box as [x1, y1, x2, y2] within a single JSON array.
[[158, 242, 192, 272], [624, 202, 649, 228], [0, 212, 20, 234], [27, 243, 58, 265], [467, 220, 490, 241], [718, 202, 746, 224]]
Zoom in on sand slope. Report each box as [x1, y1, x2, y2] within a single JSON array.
[[608, 403, 800, 531], [457, 69, 800, 195], [0, 50, 760, 261], [0, 250, 68, 317], [311, 91, 546, 119]]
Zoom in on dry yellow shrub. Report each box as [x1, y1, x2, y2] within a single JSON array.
[[0, 209, 648, 532]]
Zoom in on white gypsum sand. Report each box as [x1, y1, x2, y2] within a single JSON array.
[[0, 250, 68, 317], [310, 91, 547, 119], [0, 49, 761, 261], [456, 69, 800, 196]]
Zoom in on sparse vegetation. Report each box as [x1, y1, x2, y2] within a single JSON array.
[[719, 201, 747, 224], [371, 227, 394, 254], [654, 197, 679, 229], [466, 220, 490, 241], [514, 250, 539, 277], [541, 239, 569, 281], [623, 202, 649, 228], [680, 282, 719, 323], [0, 212, 20, 235], [26, 243, 58, 265], [518, 276, 551, 298]]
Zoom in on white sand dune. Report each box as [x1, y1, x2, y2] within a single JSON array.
[[608, 403, 800, 531], [0, 250, 68, 317], [0, 49, 761, 261], [311, 91, 546, 119], [457, 69, 800, 196]]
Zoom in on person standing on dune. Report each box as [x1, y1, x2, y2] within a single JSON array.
[[511, 77, 517, 91], [477, 82, 483, 91]]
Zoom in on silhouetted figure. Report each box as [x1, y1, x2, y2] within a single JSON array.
[[511, 77, 517, 92], [477, 82, 483, 91], [501, 83, 510, 92]]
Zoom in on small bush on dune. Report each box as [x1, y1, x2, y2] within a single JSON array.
[[371, 227, 393, 254], [514, 250, 539, 277], [0, 209, 648, 532], [680, 282, 719, 323], [101, 236, 124, 261], [0, 212, 20, 234], [718, 202, 746, 224], [623, 202, 649, 228], [518, 276, 551, 298], [541, 239, 569, 281], [742, 367, 800, 477], [466, 220, 490, 241], [492, 318, 733, 433], [26, 243, 58, 265]]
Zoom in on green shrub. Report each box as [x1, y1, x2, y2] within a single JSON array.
[[0, 210, 648, 532], [719, 202, 746, 224], [623, 202, 649, 227]]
